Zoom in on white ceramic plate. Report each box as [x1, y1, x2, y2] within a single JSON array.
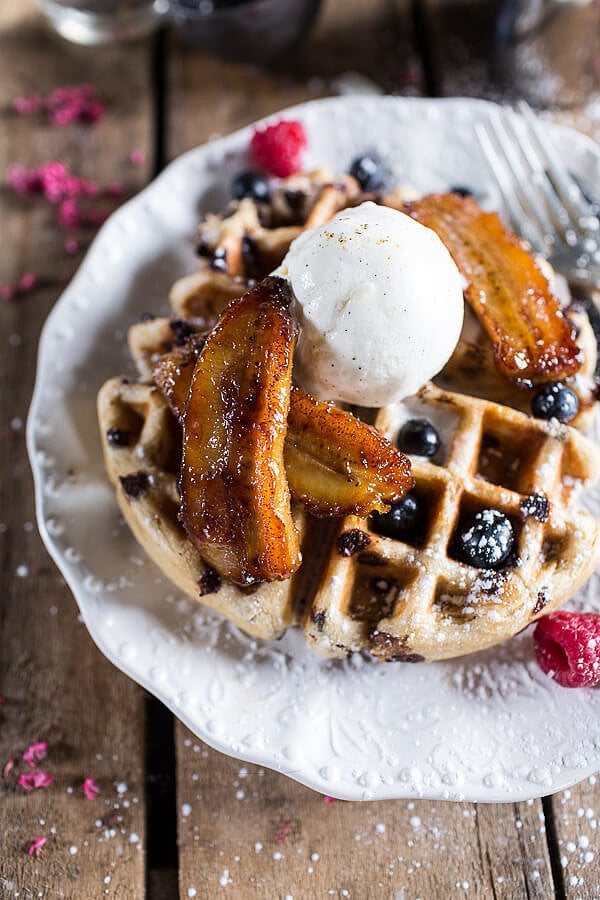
[[28, 96, 600, 802]]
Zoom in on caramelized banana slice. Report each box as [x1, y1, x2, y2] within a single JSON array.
[[403, 193, 581, 383], [155, 343, 413, 518], [153, 332, 206, 417], [285, 387, 413, 517], [180, 276, 301, 586]]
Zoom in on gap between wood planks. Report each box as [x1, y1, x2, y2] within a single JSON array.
[[145, 27, 179, 900]]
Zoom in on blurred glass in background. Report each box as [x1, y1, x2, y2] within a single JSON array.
[[40, 0, 169, 45], [169, 0, 322, 63], [40, 0, 322, 59]]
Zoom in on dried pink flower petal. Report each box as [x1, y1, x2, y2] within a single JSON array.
[[22, 741, 47, 768], [28, 837, 47, 858], [276, 816, 293, 844], [12, 83, 106, 127], [13, 93, 43, 115], [84, 99, 106, 124], [323, 795, 336, 804], [18, 771, 53, 791], [17, 272, 38, 293], [82, 776, 100, 800], [129, 149, 145, 167], [7, 161, 99, 204], [57, 198, 81, 230], [2, 758, 15, 780], [7, 164, 42, 195]]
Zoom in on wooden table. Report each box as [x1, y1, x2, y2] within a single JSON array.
[[1, 1, 599, 896]]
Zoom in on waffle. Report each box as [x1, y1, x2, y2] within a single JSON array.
[[304, 382, 600, 661], [122, 317, 600, 660], [97, 377, 306, 640], [99, 169, 600, 662]]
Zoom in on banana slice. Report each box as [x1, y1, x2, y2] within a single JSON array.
[[285, 387, 413, 517], [403, 193, 582, 383], [180, 276, 301, 586]]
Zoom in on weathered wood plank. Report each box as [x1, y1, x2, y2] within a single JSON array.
[[417, 10, 600, 892], [548, 782, 600, 899], [0, 3, 153, 896], [175, 730, 555, 898]]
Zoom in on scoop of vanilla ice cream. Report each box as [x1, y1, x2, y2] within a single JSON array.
[[277, 201, 464, 407]]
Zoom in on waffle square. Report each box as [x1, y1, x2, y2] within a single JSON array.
[[304, 383, 600, 661]]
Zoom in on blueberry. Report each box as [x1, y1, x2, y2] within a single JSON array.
[[397, 418, 441, 457], [349, 154, 386, 192], [449, 185, 474, 197], [231, 170, 270, 202], [458, 509, 514, 569], [531, 383, 579, 423], [371, 493, 419, 541]]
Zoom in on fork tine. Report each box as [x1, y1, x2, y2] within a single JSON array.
[[517, 100, 598, 234], [489, 109, 558, 245], [495, 107, 576, 247], [475, 122, 548, 254]]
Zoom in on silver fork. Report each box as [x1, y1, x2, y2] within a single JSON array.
[[475, 101, 600, 292]]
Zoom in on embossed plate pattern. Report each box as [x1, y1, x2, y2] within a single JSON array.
[[28, 97, 600, 801]]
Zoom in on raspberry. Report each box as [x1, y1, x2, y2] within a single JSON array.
[[249, 119, 307, 178], [533, 611, 600, 688]]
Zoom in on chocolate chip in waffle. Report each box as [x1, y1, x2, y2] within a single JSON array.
[[97, 377, 306, 640], [304, 382, 600, 662]]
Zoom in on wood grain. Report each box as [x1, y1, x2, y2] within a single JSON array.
[[0, 3, 152, 897], [548, 782, 600, 899], [175, 730, 556, 898]]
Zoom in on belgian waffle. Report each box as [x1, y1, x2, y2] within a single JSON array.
[[99, 168, 600, 662], [97, 377, 305, 640], [304, 382, 600, 661]]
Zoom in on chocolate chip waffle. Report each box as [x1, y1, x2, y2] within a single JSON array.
[[97, 377, 305, 640], [170, 171, 360, 320], [99, 168, 600, 662], [304, 382, 600, 661], [121, 317, 600, 661]]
